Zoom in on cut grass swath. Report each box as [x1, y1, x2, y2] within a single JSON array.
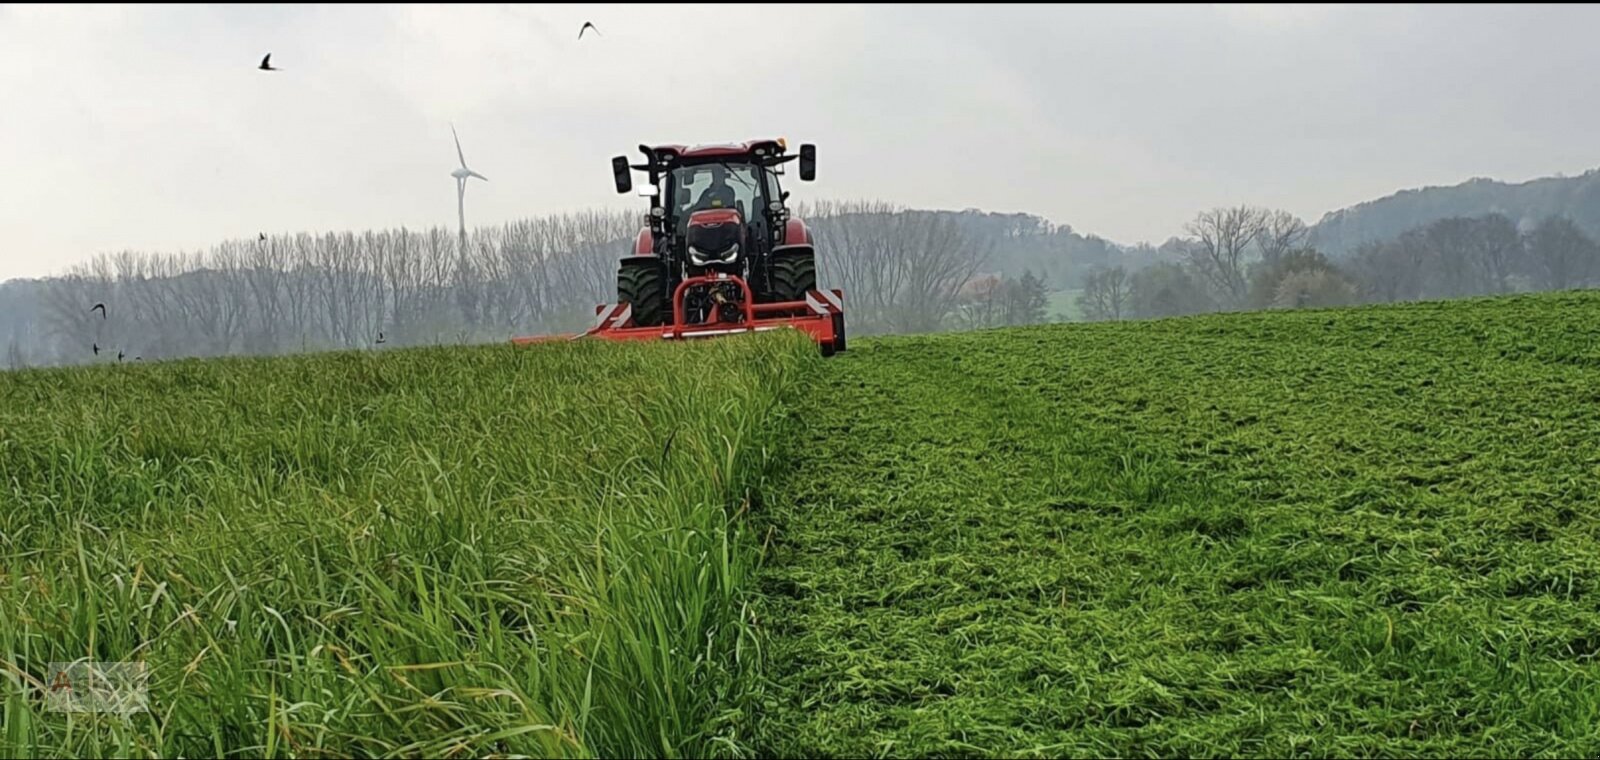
[[754, 291, 1600, 757]]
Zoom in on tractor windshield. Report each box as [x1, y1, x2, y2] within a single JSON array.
[[670, 163, 765, 226]]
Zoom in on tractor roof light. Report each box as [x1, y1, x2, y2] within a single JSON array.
[[777, 137, 787, 150]]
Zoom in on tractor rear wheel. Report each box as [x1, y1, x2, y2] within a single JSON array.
[[617, 258, 669, 327], [768, 249, 817, 303]]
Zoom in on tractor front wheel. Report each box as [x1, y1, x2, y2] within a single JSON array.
[[768, 249, 817, 303], [617, 258, 669, 328]]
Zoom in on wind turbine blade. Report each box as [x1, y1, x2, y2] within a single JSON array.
[[452, 124, 467, 168], [468, 170, 488, 181]]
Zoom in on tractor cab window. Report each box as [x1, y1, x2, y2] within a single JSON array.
[[765, 169, 784, 208], [670, 163, 765, 233]]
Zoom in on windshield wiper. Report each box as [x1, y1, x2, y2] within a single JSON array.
[[717, 162, 758, 193]]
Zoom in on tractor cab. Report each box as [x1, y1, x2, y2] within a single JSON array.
[[671, 162, 767, 274]]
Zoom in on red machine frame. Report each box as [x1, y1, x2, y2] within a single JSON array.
[[511, 273, 846, 355]]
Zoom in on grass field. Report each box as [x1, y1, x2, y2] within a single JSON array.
[[1046, 289, 1085, 322], [0, 332, 814, 758], [753, 291, 1600, 757], [7, 291, 1600, 758]]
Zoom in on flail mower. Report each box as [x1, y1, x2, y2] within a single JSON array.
[[511, 138, 846, 355]]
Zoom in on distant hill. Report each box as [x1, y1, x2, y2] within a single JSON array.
[[1309, 168, 1600, 255]]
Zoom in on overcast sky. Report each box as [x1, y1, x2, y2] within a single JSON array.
[[4, 3, 1600, 281]]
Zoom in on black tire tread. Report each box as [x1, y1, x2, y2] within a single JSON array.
[[768, 250, 817, 304], [617, 260, 669, 327]]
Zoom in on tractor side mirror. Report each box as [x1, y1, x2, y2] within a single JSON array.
[[611, 156, 632, 194], [798, 144, 816, 181]]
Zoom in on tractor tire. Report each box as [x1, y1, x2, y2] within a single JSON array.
[[617, 258, 669, 328], [767, 249, 817, 304]]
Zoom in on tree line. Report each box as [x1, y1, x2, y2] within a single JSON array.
[[4, 203, 1038, 369], [13, 200, 1586, 370], [1076, 206, 1600, 322]]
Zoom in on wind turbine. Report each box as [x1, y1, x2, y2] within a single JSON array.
[[450, 124, 488, 251]]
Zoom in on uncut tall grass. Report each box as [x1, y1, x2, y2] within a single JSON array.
[[0, 330, 814, 758]]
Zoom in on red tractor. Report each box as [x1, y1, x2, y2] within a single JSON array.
[[513, 138, 845, 354]]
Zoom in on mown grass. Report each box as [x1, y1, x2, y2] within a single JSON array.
[[0, 330, 816, 758], [754, 290, 1600, 757]]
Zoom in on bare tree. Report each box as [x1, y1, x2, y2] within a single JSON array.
[[1184, 205, 1268, 308], [1419, 216, 1483, 298], [807, 201, 996, 334], [808, 200, 905, 333], [242, 235, 289, 352], [41, 262, 111, 364], [1464, 213, 1522, 295], [952, 272, 1006, 330], [1256, 210, 1309, 267], [1077, 265, 1130, 321], [1348, 230, 1432, 304], [1524, 215, 1599, 291], [889, 212, 993, 333]]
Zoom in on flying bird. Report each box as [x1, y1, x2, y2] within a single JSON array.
[[579, 22, 599, 39], [259, 53, 279, 71], [91, 303, 106, 319], [117, 351, 125, 363], [93, 343, 100, 356], [259, 232, 266, 241], [376, 332, 387, 344]]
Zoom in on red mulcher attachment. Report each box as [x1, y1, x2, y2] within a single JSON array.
[[512, 273, 846, 356]]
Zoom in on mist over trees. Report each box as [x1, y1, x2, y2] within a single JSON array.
[[0, 203, 1070, 368], [1087, 205, 1600, 323], [1308, 168, 1600, 256], [12, 211, 639, 369], [6, 187, 1600, 370]]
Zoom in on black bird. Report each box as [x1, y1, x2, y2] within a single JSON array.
[[91, 303, 106, 319], [259, 232, 267, 241], [93, 343, 100, 356], [376, 332, 387, 345], [117, 351, 125, 363], [579, 22, 599, 39], [259, 53, 279, 71]]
